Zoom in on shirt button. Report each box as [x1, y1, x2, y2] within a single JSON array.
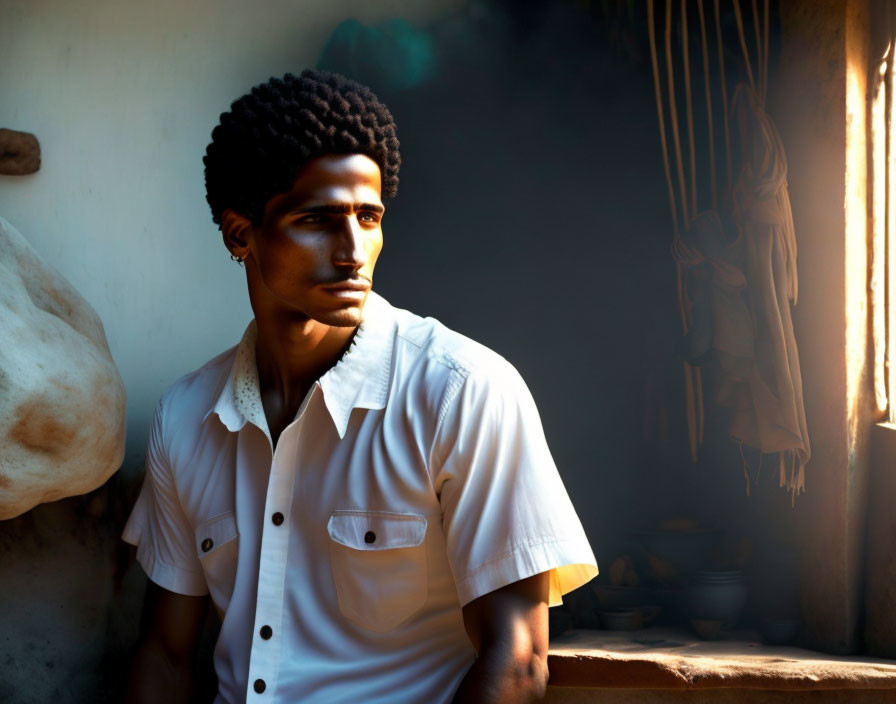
[[259, 625, 272, 640], [254, 678, 266, 693], [364, 531, 376, 544], [271, 512, 284, 526], [201, 538, 213, 552]]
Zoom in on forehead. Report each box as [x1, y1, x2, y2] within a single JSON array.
[[265, 154, 383, 215]]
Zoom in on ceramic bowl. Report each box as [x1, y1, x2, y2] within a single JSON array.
[[687, 569, 747, 627]]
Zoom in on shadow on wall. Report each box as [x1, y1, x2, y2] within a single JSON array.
[[318, 0, 708, 565], [315, 0, 801, 633]]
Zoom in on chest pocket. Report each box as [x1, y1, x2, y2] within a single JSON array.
[[195, 512, 239, 616], [327, 511, 428, 632]]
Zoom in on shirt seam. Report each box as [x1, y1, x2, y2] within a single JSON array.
[[429, 366, 469, 473], [143, 544, 206, 577], [454, 536, 573, 585], [153, 392, 202, 539]]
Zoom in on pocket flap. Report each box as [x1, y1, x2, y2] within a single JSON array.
[[327, 511, 426, 551], [195, 512, 239, 556]]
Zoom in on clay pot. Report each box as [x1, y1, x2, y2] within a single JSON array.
[[686, 570, 748, 627]]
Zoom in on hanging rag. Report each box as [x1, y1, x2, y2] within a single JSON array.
[[720, 83, 810, 499]]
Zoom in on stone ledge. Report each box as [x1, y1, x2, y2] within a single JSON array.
[[547, 629, 896, 690]]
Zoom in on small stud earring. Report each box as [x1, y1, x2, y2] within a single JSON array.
[[230, 253, 244, 267]]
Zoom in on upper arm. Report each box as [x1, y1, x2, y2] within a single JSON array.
[[139, 580, 209, 667], [126, 580, 209, 704], [123, 399, 209, 596], [433, 363, 598, 608], [460, 571, 550, 660]]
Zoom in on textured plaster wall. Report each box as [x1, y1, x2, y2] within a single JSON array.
[[776, 0, 874, 654], [0, 0, 465, 471]]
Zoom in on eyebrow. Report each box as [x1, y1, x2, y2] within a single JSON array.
[[280, 201, 385, 216]]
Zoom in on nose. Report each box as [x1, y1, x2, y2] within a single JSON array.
[[332, 215, 368, 271]]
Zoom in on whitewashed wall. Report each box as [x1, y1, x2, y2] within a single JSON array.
[[0, 0, 464, 471]]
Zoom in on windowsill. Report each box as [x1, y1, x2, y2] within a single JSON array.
[[547, 628, 896, 690]]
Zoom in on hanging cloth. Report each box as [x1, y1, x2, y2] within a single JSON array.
[[718, 83, 809, 500]]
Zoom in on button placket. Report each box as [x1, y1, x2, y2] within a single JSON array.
[[245, 386, 316, 698], [246, 454, 293, 695]]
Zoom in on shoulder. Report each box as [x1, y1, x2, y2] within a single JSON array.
[[153, 343, 237, 447], [381, 297, 526, 417]]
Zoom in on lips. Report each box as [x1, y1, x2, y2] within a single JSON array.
[[321, 279, 370, 293], [320, 279, 370, 301]]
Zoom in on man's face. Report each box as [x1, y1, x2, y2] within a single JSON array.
[[243, 153, 385, 328]]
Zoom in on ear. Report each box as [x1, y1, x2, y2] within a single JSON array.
[[221, 208, 254, 260]]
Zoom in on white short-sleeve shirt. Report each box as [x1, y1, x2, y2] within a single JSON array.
[[123, 291, 598, 704]]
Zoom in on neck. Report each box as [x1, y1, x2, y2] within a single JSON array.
[[252, 306, 358, 407]]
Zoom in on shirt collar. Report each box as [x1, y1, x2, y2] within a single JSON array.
[[203, 291, 396, 440]]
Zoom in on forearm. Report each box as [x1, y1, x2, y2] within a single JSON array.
[[125, 636, 195, 704], [451, 647, 549, 704]]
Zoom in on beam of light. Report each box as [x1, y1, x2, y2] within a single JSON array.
[[871, 46, 890, 416], [888, 42, 896, 425], [845, 36, 869, 446]]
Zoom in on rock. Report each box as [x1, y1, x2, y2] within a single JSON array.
[[0, 129, 41, 175], [0, 216, 126, 519]]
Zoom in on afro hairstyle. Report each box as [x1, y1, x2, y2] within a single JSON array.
[[203, 69, 401, 227]]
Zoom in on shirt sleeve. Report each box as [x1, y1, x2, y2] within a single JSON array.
[[122, 398, 209, 596], [432, 359, 598, 607]]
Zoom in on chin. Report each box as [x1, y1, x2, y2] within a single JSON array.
[[313, 305, 363, 328]]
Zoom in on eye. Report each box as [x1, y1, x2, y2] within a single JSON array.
[[293, 213, 325, 224], [358, 211, 381, 224]]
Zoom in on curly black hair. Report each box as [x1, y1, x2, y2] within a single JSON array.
[[203, 69, 401, 227]]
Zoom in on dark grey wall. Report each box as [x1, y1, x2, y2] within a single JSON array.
[[368, 0, 800, 626], [370, 0, 704, 577]]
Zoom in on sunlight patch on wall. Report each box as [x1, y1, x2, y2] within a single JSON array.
[[844, 40, 868, 445], [870, 47, 889, 417], [888, 44, 896, 425]]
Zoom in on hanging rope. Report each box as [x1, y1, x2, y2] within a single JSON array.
[[681, 1, 706, 444], [666, 0, 691, 227], [682, 0, 699, 219], [649, 0, 701, 461], [714, 0, 733, 190], [648, 0, 808, 499], [750, 0, 763, 102], [648, 0, 681, 239], [762, 0, 770, 103], [698, 0, 718, 211], [732, 0, 757, 94]]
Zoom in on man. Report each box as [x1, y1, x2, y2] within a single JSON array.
[[123, 69, 597, 704]]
